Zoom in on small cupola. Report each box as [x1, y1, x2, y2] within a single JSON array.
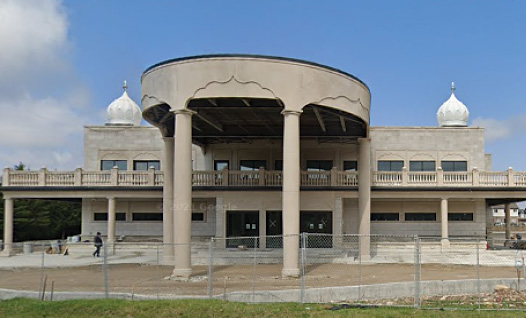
[[437, 82, 469, 127], [106, 81, 142, 126]]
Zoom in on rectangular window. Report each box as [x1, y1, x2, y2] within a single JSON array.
[[274, 160, 283, 171], [239, 160, 267, 171], [133, 160, 160, 171], [448, 213, 474, 221], [101, 160, 127, 171], [307, 160, 333, 171], [371, 213, 399, 221], [441, 161, 467, 172], [405, 213, 436, 221], [343, 161, 358, 171], [214, 160, 229, 171], [378, 160, 404, 171], [93, 212, 126, 221], [409, 161, 436, 172], [192, 212, 205, 222], [132, 213, 163, 221]]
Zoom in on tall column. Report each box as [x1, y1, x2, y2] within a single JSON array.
[[107, 197, 116, 253], [281, 109, 301, 278], [358, 138, 371, 260], [1, 197, 14, 256], [505, 203, 511, 240], [172, 109, 194, 278], [441, 198, 450, 247], [162, 137, 175, 261]]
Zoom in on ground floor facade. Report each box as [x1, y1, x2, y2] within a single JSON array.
[[80, 191, 488, 243]]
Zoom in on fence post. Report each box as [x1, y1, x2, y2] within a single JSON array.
[[477, 238, 481, 311], [300, 233, 307, 304], [103, 244, 109, 298], [39, 250, 45, 301], [38, 167, 47, 186], [252, 236, 258, 302], [207, 238, 214, 298], [358, 234, 362, 303], [414, 235, 421, 309]]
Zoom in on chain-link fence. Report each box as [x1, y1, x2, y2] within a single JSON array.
[[1, 235, 526, 310]]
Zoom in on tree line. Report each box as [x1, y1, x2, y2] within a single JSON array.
[[0, 163, 81, 242]]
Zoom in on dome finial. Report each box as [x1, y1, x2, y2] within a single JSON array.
[[123, 80, 128, 92], [451, 82, 455, 94]]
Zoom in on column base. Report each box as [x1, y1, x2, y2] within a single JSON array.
[[0, 249, 15, 257], [281, 268, 300, 278], [441, 239, 450, 248], [171, 268, 192, 280]]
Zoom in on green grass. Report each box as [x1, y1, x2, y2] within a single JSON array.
[[0, 298, 524, 318]]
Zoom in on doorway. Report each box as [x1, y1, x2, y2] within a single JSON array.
[[226, 211, 259, 248], [300, 211, 333, 248], [266, 211, 282, 248]]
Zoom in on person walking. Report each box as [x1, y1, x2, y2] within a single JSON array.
[[93, 232, 103, 257]]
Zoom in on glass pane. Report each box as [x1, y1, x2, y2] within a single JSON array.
[[456, 161, 467, 171], [319, 160, 333, 171], [409, 161, 422, 171], [148, 161, 160, 170], [441, 161, 454, 171], [101, 161, 114, 171], [214, 160, 229, 171], [115, 160, 127, 170], [422, 161, 436, 171], [134, 161, 148, 171], [391, 161, 404, 171], [274, 160, 283, 171], [378, 161, 390, 171], [343, 161, 357, 171]]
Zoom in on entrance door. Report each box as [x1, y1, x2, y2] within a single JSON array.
[[300, 211, 333, 248], [226, 211, 259, 248], [266, 211, 282, 248]]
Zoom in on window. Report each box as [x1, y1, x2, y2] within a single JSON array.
[[132, 213, 163, 221], [94, 212, 126, 221], [307, 160, 333, 171], [240, 160, 267, 171], [274, 160, 283, 171], [441, 161, 467, 172], [343, 161, 358, 171], [371, 213, 399, 221], [378, 160, 404, 171], [448, 213, 474, 221], [404, 213, 436, 221], [192, 212, 205, 222], [214, 160, 229, 171], [133, 160, 160, 171], [101, 160, 127, 170], [410, 161, 436, 172]]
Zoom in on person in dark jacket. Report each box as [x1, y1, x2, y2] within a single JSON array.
[[93, 232, 103, 257]]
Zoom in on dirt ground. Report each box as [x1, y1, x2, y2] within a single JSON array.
[[0, 263, 520, 296]]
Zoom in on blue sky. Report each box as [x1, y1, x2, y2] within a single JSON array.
[[0, 0, 525, 171]]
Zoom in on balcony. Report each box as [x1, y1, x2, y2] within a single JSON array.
[[2, 167, 526, 189]]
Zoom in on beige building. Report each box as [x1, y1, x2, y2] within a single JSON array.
[[2, 55, 526, 278]]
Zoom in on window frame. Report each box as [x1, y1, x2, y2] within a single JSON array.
[[133, 160, 160, 171], [132, 212, 163, 222], [93, 212, 127, 222], [448, 213, 474, 221], [409, 160, 436, 172], [441, 160, 468, 172], [404, 212, 437, 222], [101, 160, 127, 171], [377, 160, 404, 172], [371, 212, 400, 222]]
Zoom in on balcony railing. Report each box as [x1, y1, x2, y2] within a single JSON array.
[[1, 167, 524, 188]]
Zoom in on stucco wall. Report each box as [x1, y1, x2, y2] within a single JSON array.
[[370, 127, 487, 171]]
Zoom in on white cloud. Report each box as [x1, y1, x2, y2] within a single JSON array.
[[472, 116, 526, 143], [0, 0, 96, 170]]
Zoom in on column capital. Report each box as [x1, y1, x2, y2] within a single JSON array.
[[281, 109, 302, 116], [171, 108, 196, 116], [106, 196, 116, 201]]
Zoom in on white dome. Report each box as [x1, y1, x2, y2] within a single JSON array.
[[437, 82, 469, 127], [106, 82, 142, 126]]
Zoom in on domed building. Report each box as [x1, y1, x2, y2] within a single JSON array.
[[1, 55, 524, 280], [106, 81, 142, 126]]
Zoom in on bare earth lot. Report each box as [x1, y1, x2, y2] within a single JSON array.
[[0, 263, 519, 296]]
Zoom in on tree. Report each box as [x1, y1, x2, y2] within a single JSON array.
[[14, 162, 27, 171]]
